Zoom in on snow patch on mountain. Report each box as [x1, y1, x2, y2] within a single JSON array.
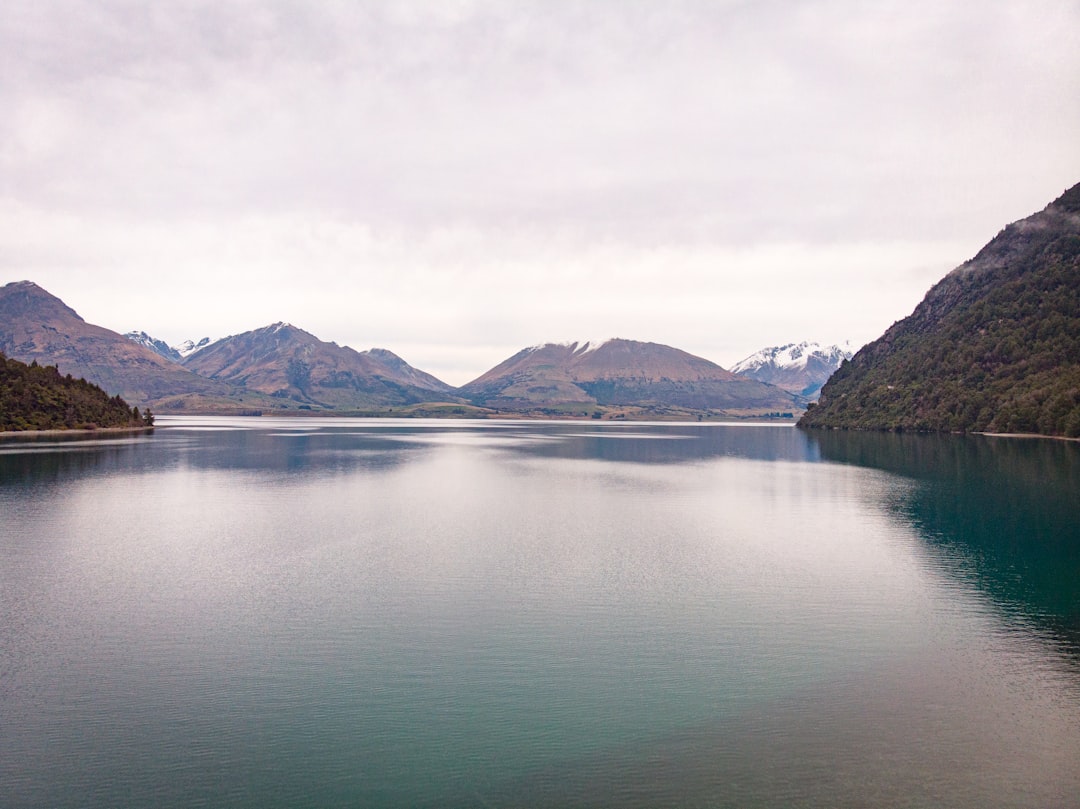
[[126, 332, 221, 361], [574, 338, 613, 355], [525, 338, 614, 354], [125, 331, 182, 362], [175, 337, 217, 357]]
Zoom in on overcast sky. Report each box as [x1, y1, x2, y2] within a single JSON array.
[[3, 0, 1079, 385]]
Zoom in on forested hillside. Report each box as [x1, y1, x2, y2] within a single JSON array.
[[1, 352, 151, 431], [800, 183, 1080, 436]]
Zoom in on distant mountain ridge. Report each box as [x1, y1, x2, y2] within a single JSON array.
[[4, 281, 805, 418], [732, 341, 853, 399], [459, 338, 800, 415], [2, 282, 449, 413], [124, 332, 217, 361], [181, 322, 456, 409], [799, 182, 1080, 436]]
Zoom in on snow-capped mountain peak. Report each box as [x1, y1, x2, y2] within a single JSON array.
[[125, 332, 219, 361], [124, 331, 182, 363], [732, 341, 853, 399], [175, 337, 216, 357]]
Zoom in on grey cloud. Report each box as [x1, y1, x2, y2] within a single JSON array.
[[2, 1, 1079, 384], [6, 0, 1076, 242]]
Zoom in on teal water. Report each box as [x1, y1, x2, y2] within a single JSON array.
[[1, 418, 1078, 808]]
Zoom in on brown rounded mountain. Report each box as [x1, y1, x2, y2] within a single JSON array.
[[460, 339, 800, 413]]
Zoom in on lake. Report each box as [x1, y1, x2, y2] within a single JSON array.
[[2, 417, 1079, 808]]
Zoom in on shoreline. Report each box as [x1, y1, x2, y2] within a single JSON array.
[[4, 422, 1076, 442], [0, 425, 155, 440], [975, 431, 1080, 443], [797, 425, 1080, 443]]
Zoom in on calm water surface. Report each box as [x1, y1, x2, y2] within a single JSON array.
[[2, 418, 1079, 808]]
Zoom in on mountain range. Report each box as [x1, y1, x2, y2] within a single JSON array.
[[6, 181, 1077, 430], [0, 281, 804, 419], [731, 341, 852, 399], [799, 181, 1080, 436]]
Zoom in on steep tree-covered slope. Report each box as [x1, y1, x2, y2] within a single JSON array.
[[1, 352, 150, 431], [799, 183, 1080, 436]]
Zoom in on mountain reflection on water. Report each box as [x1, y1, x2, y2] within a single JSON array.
[[1, 418, 820, 485], [809, 429, 1080, 654], [4, 420, 1075, 653]]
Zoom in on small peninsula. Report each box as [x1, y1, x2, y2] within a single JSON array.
[[1, 352, 152, 432]]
